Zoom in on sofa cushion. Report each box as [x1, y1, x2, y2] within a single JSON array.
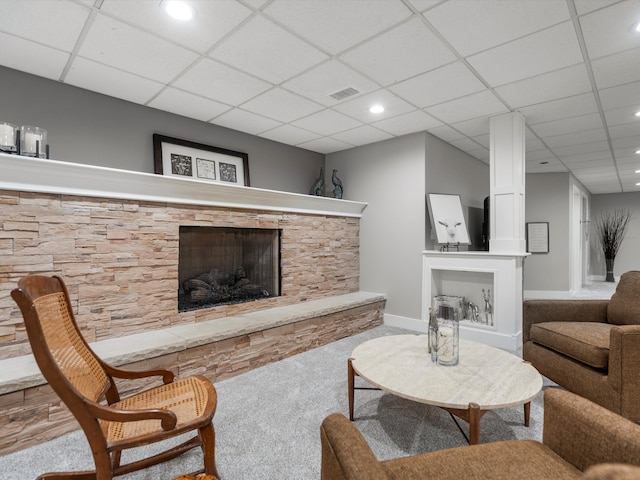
[[608, 271, 640, 326], [530, 322, 612, 370], [382, 440, 581, 480]]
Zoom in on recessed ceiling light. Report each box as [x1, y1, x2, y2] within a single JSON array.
[[161, 0, 196, 21], [539, 161, 549, 165], [631, 20, 640, 33], [635, 110, 640, 117], [369, 105, 384, 114], [636, 149, 640, 154]]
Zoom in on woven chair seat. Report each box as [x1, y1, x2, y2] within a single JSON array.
[[102, 375, 214, 444]]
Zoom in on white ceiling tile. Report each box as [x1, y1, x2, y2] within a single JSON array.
[[560, 151, 613, 163], [544, 129, 607, 148], [525, 137, 549, 152], [608, 122, 640, 140], [604, 104, 640, 127], [291, 110, 362, 136], [495, 64, 592, 108], [579, 1, 640, 59], [211, 109, 282, 135], [172, 58, 272, 105], [425, 90, 508, 124], [611, 135, 640, 150], [297, 137, 354, 154], [574, 0, 620, 16], [148, 87, 230, 121], [449, 137, 485, 153], [241, 88, 324, 123], [526, 149, 557, 162], [427, 125, 466, 142], [332, 126, 394, 146], [467, 22, 583, 87], [518, 93, 598, 124], [79, 14, 199, 83], [65, 57, 164, 104], [466, 148, 490, 162], [0, 0, 90, 51], [341, 17, 457, 86], [281, 60, 379, 107], [599, 81, 640, 110], [258, 124, 321, 145], [263, 0, 412, 54], [390, 61, 486, 108], [424, 0, 569, 57], [405, 0, 442, 13], [530, 113, 603, 138], [551, 140, 610, 157], [450, 117, 490, 137], [332, 89, 417, 123], [209, 15, 327, 84], [592, 47, 640, 89], [0, 32, 68, 80], [373, 110, 442, 136], [471, 134, 490, 149], [100, 0, 252, 53]]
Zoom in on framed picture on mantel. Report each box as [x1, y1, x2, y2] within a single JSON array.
[[153, 134, 250, 186]]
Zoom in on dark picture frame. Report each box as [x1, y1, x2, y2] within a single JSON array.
[[153, 134, 250, 186], [526, 222, 549, 254]]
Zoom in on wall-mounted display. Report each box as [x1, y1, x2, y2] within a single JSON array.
[[427, 193, 470, 245], [526, 222, 549, 254], [153, 134, 250, 186]]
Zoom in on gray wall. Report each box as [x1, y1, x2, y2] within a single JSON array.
[[326, 133, 426, 320], [0, 66, 323, 194], [424, 134, 489, 251], [590, 192, 640, 279], [524, 173, 572, 291]]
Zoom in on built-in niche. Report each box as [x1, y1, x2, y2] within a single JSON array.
[[178, 226, 281, 312]]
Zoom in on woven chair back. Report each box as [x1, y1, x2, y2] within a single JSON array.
[[32, 291, 110, 402]]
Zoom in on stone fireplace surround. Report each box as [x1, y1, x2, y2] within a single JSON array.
[[0, 154, 385, 454]]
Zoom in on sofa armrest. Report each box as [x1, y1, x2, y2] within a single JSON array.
[[608, 325, 640, 418], [522, 300, 609, 343], [543, 388, 640, 471], [320, 413, 388, 480]]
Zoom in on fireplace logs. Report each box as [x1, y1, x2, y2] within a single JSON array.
[[181, 267, 270, 311]]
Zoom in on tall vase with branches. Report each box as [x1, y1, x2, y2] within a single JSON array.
[[594, 209, 632, 282]]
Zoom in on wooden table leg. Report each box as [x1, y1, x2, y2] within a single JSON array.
[[348, 358, 355, 421], [468, 403, 481, 445], [524, 401, 531, 427]]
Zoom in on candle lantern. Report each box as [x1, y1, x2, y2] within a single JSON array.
[[20, 125, 48, 158], [0, 122, 18, 153]]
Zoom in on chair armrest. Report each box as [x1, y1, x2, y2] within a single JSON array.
[[104, 364, 175, 384], [608, 325, 640, 416], [88, 401, 178, 431], [542, 388, 640, 471], [320, 413, 388, 480], [522, 300, 609, 343]]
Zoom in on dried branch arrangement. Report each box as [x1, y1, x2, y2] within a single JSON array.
[[594, 209, 632, 259]]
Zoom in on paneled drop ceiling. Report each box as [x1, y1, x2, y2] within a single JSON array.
[[1, 0, 639, 194]]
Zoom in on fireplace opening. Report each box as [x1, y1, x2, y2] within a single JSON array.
[[178, 226, 281, 312]]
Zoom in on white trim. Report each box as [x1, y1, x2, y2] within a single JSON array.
[[0, 153, 368, 218]]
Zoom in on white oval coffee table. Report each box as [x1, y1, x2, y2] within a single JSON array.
[[348, 334, 542, 445]]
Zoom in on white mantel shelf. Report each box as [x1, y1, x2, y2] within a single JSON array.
[[0, 153, 368, 218]]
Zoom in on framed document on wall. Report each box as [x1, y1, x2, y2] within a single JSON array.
[[526, 222, 549, 254]]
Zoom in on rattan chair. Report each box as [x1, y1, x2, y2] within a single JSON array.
[[11, 275, 219, 480]]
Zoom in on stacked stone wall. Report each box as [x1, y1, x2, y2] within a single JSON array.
[[0, 189, 361, 360]]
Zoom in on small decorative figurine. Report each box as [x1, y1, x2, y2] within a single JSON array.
[[310, 167, 324, 196], [482, 288, 493, 326], [331, 169, 343, 199]]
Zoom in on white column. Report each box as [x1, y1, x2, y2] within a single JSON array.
[[489, 112, 526, 254]]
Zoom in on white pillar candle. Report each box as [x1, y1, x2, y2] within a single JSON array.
[[437, 326, 454, 363], [23, 132, 40, 154], [0, 123, 15, 147]]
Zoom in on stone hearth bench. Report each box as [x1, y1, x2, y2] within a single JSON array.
[[0, 291, 385, 454]]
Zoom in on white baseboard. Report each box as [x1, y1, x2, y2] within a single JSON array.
[[383, 313, 425, 333]]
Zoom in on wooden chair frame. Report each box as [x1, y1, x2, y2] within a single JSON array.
[[11, 275, 219, 480]]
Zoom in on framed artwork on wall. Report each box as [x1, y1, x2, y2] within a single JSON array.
[[153, 134, 250, 186], [427, 193, 471, 245], [526, 222, 549, 253]]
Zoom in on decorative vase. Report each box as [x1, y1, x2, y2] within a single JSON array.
[[436, 316, 459, 366], [605, 257, 615, 282], [428, 308, 438, 364]]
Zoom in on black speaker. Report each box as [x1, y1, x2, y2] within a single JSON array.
[[482, 196, 490, 251]]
